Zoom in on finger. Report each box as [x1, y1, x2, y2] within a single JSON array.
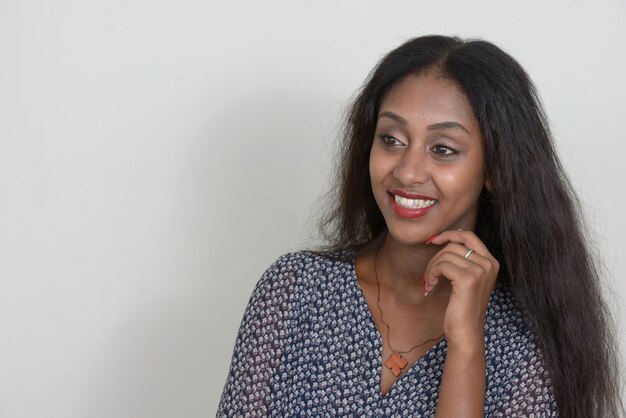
[[428, 230, 491, 259], [424, 258, 469, 294], [428, 242, 493, 273], [424, 252, 486, 292]]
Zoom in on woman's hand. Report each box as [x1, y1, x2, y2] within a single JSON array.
[[424, 229, 499, 345]]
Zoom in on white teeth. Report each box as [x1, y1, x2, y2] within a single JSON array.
[[394, 195, 436, 209]]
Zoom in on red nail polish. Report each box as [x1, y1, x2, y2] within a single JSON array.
[[425, 234, 437, 244]]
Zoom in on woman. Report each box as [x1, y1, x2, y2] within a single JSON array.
[[217, 35, 623, 417]]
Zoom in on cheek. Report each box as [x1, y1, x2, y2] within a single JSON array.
[[438, 164, 485, 200], [369, 149, 388, 185]]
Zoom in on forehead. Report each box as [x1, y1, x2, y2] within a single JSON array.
[[379, 72, 478, 132]]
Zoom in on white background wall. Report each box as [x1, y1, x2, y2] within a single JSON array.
[[1, 0, 625, 416]]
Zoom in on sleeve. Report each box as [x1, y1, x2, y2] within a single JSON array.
[[487, 338, 559, 417], [216, 255, 296, 418]]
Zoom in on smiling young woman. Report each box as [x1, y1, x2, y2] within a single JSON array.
[[217, 36, 624, 417], [369, 71, 488, 246], [365, 70, 497, 406]]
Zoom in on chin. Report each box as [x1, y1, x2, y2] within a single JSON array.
[[385, 226, 431, 247]]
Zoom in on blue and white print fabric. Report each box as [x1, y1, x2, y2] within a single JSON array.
[[217, 251, 558, 417]]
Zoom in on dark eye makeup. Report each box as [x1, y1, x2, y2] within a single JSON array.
[[377, 133, 460, 158], [430, 144, 459, 156], [378, 134, 404, 146]]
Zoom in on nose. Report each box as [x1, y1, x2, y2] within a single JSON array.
[[392, 148, 429, 186]]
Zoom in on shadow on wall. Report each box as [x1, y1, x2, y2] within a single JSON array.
[[82, 91, 339, 417]]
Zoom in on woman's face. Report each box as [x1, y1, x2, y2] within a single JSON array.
[[369, 71, 487, 247]]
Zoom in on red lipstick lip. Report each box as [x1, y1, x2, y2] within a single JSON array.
[[389, 189, 437, 201], [387, 193, 437, 219]]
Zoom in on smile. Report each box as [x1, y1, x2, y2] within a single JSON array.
[[387, 191, 438, 219], [393, 195, 437, 209]]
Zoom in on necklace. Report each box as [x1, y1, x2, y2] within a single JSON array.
[[374, 249, 444, 377]]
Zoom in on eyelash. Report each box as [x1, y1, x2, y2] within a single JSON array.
[[431, 144, 458, 156], [378, 134, 459, 157], [379, 134, 403, 147]]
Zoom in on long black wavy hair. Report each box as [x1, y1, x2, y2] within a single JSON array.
[[317, 35, 623, 417]]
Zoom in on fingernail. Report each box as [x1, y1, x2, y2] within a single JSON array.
[[423, 272, 428, 296], [425, 234, 438, 244]]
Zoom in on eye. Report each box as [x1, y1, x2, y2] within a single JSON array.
[[431, 144, 458, 156], [378, 134, 404, 147]]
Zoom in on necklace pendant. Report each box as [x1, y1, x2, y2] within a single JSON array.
[[384, 351, 408, 377]]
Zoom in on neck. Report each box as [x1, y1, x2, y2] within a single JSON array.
[[375, 233, 447, 297]]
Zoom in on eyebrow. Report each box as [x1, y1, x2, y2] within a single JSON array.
[[378, 111, 470, 134]]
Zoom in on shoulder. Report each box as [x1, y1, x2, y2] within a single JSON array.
[[259, 250, 354, 284], [244, 250, 355, 328]]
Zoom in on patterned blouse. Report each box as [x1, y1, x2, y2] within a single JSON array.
[[217, 251, 558, 417]]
